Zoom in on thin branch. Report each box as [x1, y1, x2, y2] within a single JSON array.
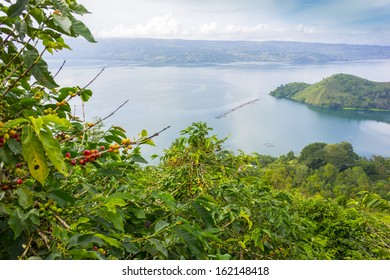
[[53, 60, 67, 79], [78, 100, 86, 153], [83, 67, 105, 89], [20, 236, 33, 259], [54, 214, 71, 230], [140, 125, 171, 144], [2, 16, 49, 69], [37, 230, 51, 250], [2, 47, 48, 98], [61, 99, 130, 144], [62, 67, 106, 105], [0, 12, 30, 48]]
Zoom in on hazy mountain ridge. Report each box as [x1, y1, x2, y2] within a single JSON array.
[[270, 74, 390, 110], [60, 38, 390, 64]]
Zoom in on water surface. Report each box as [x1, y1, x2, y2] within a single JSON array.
[[51, 59, 390, 159]]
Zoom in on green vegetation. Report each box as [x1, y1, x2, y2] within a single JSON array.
[[1, 1, 389, 260], [270, 74, 390, 110]]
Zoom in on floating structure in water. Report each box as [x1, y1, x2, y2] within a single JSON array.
[[215, 98, 261, 119]]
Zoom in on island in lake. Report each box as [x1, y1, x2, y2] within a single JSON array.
[[270, 74, 390, 111]]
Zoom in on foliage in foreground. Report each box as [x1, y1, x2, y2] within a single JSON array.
[[0, 1, 389, 260]]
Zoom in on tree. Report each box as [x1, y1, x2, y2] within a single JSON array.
[[299, 142, 327, 169], [323, 142, 358, 171]]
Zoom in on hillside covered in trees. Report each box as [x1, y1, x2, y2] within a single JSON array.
[[270, 74, 390, 110], [60, 38, 390, 65]]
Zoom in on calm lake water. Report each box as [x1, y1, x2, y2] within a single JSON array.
[[51, 59, 390, 160]]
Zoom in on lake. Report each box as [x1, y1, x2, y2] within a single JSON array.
[[51, 59, 390, 160]]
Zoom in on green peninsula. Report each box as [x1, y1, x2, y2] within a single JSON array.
[[270, 74, 390, 111]]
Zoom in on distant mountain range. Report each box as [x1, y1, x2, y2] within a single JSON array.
[[270, 74, 390, 111], [59, 38, 390, 64]]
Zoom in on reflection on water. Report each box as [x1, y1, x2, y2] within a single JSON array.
[[360, 122, 390, 137], [307, 105, 390, 124]]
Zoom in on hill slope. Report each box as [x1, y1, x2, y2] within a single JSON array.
[[270, 74, 390, 110], [59, 38, 390, 65]]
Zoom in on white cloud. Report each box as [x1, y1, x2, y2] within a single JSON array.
[[97, 13, 318, 41], [98, 13, 188, 38]]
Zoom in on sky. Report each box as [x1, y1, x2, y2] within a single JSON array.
[[76, 0, 390, 45]]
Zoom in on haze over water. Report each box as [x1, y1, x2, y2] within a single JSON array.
[[53, 59, 390, 160]]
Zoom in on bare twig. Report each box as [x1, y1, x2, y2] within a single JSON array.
[[61, 67, 105, 108], [37, 230, 51, 250], [61, 99, 130, 144], [83, 67, 105, 89], [53, 60, 67, 79], [140, 125, 171, 144], [2, 47, 48, 98], [20, 236, 33, 259], [79, 100, 87, 152], [54, 214, 71, 230]]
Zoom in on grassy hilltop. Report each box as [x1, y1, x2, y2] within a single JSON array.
[[270, 74, 390, 111]]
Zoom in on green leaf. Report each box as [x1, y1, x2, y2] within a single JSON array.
[[29, 116, 44, 136], [104, 198, 127, 207], [6, 138, 22, 155], [122, 241, 141, 254], [16, 187, 34, 209], [110, 127, 127, 139], [70, 217, 90, 231], [70, 17, 96, 43], [144, 139, 156, 146], [97, 169, 123, 177], [69, 2, 91, 15], [111, 126, 127, 133], [69, 249, 101, 260], [148, 238, 168, 258], [213, 253, 232, 260], [29, 8, 45, 23], [53, 14, 72, 34], [27, 208, 40, 226], [2, 118, 29, 132], [0, 145, 14, 165], [23, 50, 59, 88], [80, 89, 93, 102], [239, 209, 253, 230], [106, 193, 133, 201], [7, 0, 29, 18], [67, 233, 103, 249], [94, 234, 122, 248], [140, 129, 148, 138], [128, 206, 146, 220], [42, 114, 72, 128], [130, 154, 148, 164], [96, 207, 124, 232], [9, 208, 27, 239], [39, 128, 68, 176], [192, 200, 216, 229], [53, 0, 71, 16], [48, 190, 75, 207], [155, 220, 170, 233], [174, 225, 207, 259], [156, 192, 177, 210], [15, 19, 27, 40], [22, 125, 49, 186], [107, 210, 124, 231]]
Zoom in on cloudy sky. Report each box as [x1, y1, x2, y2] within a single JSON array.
[[77, 0, 390, 45]]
